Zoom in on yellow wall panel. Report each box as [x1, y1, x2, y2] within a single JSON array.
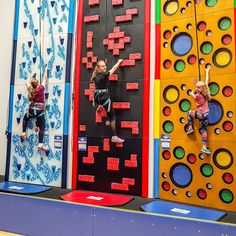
[[195, 0, 234, 16], [196, 9, 235, 76], [161, 0, 195, 23], [161, 17, 199, 79], [159, 139, 236, 211]]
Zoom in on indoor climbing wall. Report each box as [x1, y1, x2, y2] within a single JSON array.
[[74, 0, 150, 196], [156, 0, 236, 211], [6, 0, 75, 187]]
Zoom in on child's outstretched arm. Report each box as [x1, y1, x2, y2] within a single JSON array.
[[109, 59, 123, 75], [205, 65, 211, 85], [42, 65, 48, 87]]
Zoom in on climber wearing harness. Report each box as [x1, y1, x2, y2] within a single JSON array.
[[20, 65, 48, 152], [91, 59, 124, 143]]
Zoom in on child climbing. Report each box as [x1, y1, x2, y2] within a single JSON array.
[[186, 65, 211, 155], [91, 59, 124, 143], [20, 65, 48, 152]]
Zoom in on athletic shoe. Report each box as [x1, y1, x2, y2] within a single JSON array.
[[111, 136, 125, 143], [186, 127, 194, 135], [201, 147, 211, 155]]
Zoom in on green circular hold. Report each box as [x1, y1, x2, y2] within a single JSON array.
[[174, 147, 185, 159], [180, 100, 191, 112], [220, 189, 233, 203], [206, 0, 218, 7], [219, 18, 231, 30], [201, 164, 213, 177], [175, 60, 186, 72], [163, 121, 174, 133], [201, 42, 213, 55], [209, 82, 219, 96]]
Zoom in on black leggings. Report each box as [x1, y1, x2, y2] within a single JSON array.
[[23, 107, 46, 143]]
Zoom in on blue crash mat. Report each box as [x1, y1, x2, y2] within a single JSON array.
[[140, 200, 225, 221], [0, 182, 51, 194]]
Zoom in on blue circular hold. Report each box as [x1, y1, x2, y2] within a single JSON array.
[[170, 163, 192, 188], [171, 33, 193, 56], [208, 100, 223, 125]]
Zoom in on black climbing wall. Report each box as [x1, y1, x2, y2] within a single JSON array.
[[77, 0, 145, 195]]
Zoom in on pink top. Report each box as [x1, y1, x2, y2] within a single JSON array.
[[194, 92, 209, 113], [32, 84, 45, 103]]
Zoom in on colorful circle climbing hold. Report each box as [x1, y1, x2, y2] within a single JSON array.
[[163, 30, 172, 39], [163, 86, 179, 104], [187, 54, 197, 64], [163, 59, 172, 69], [223, 86, 233, 97], [201, 41, 213, 55], [209, 82, 219, 96], [208, 100, 223, 125], [223, 173, 234, 184], [197, 189, 207, 200], [213, 48, 232, 68], [162, 150, 171, 160], [171, 33, 192, 56], [223, 121, 233, 132], [179, 99, 191, 112], [197, 21, 206, 31], [187, 154, 197, 164], [162, 181, 171, 191], [206, 0, 218, 7], [220, 189, 234, 203], [163, 121, 174, 133], [170, 163, 192, 188], [222, 34, 232, 45], [201, 164, 214, 177], [174, 146, 185, 159], [213, 149, 233, 170], [164, 0, 179, 16], [218, 17, 231, 30], [163, 106, 172, 116], [174, 60, 186, 72]]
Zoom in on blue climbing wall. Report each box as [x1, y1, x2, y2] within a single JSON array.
[[6, 0, 75, 187]]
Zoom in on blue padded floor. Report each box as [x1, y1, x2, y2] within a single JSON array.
[[140, 200, 226, 221], [0, 182, 51, 194]]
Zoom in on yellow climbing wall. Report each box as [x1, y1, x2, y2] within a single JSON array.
[[158, 0, 236, 211]]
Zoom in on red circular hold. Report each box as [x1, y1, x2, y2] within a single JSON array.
[[188, 55, 197, 64], [164, 60, 172, 69], [162, 150, 171, 160], [223, 121, 233, 132], [197, 189, 207, 199], [162, 181, 171, 191], [223, 86, 233, 97], [163, 106, 171, 116], [222, 35, 232, 45], [223, 173, 234, 184], [195, 0, 202, 3], [197, 21, 206, 31], [187, 154, 197, 164], [164, 30, 172, 40]]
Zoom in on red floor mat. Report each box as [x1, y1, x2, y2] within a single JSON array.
[[60, 190, 134, 206]]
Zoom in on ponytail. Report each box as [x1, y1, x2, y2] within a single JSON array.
[[28, 77, 38, 102], [90, 60, 105, 82]]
